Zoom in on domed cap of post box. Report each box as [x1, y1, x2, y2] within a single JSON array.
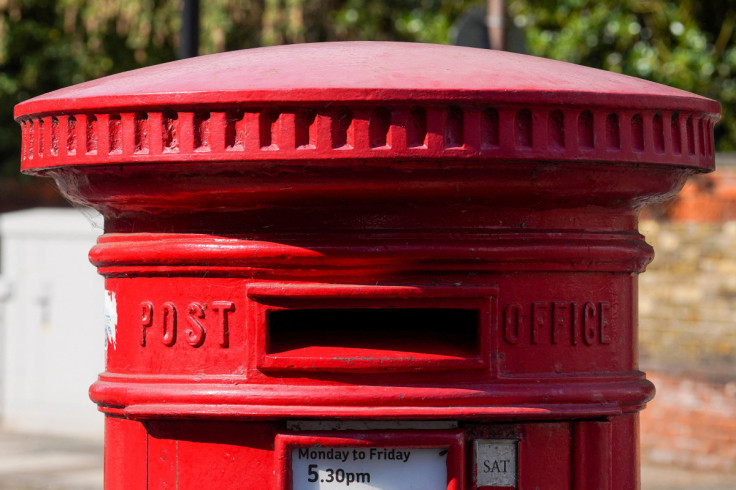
[[15, 42, 720, 175]]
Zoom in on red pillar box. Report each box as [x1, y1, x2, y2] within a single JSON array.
[[15, 43, 719, 489]]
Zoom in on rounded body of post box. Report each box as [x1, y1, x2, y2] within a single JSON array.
[[15, 43, 719, 489]]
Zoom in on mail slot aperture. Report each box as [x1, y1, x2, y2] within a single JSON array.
[[248, 283, 496, 373], [268, 308, 479, 357]]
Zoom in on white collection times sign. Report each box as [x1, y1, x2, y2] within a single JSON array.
[[291, 446, 448, 490]]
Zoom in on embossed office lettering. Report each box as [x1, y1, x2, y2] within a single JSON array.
[[503, 301, 611, 346]]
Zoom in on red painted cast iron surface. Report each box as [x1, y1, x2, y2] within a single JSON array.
[[15, 42, 720, 489]]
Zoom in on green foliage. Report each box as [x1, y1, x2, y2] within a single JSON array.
[[332, 0, 470, 44], [507, 0, 736, 149], [0, 0, 180, 176]]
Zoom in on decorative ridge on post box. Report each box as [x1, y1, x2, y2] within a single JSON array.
[[16, 42, 718, 172], [15, 42, 720, 489]]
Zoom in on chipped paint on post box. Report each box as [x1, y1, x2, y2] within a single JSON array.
[[104, 290, 117, 350], [14, 42, 720, 489]]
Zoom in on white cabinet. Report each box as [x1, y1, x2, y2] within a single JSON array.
[[0, 208, 103, 440]]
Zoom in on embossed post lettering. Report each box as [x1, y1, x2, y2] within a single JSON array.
[[186, 302, 206, 347], [212, 301, 235, 348], [162, 302, 177, 347], [138, 299, 235, 348], [140, 301, 153, 346]]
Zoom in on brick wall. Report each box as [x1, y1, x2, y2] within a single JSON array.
[[639, 220, 736, 367], [638, 156, 736, 473], [643, 153, 736, 223], [641, 370, 736, 473]]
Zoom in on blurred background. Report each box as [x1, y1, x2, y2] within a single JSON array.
[[0, 1, 735, 488]]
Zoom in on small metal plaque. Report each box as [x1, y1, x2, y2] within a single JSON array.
[[474, 440, 518, 488], [291, 446, 447, 489]]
